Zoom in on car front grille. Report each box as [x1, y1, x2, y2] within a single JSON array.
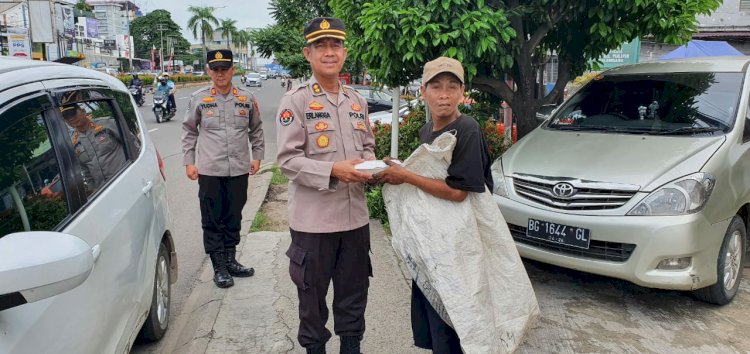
[[512, 174, 639, 211], [508, 223, 635, 262]]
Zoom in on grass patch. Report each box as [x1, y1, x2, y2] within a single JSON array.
[[270, 165, 288, 185], [250, 210, 269, 232]]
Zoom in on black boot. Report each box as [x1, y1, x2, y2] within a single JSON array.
[[340, 336, 361, 354], [209, 252, 234, 288], [225, 247, 255, 277], [306, 344, 326, 354]]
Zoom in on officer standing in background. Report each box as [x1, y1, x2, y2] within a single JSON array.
[[276, 17, 376, 354], [182, 49, 265, 289]]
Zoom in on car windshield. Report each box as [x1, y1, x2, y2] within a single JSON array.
[[248, 73, 260, 78], [548, 72, 743, 135]]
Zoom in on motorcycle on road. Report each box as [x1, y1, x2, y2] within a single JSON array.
[[152, 91, 175, 123], [129, 85, 145, 107]]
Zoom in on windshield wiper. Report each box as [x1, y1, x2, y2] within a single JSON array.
[[653, 126, 724, 135], [554, 125, 642, 133]]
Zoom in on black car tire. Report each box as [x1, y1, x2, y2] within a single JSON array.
[[694, 215, 746, 305], [139, 242, 171, 342]]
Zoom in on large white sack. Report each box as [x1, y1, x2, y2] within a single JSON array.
[[384, 132, 539, 354]]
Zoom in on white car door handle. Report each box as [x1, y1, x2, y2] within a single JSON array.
[[91, 244, 101, 262], [142, 181, 153, 195]]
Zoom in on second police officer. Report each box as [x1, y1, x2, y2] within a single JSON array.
[[181, 49, 265, 288], [276, 17, 376, 354]]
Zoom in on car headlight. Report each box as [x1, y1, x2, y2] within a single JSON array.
[[490, 159, 509, 197], [627, 173, 715, 216]]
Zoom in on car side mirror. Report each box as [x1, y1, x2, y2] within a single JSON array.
[[0, 232, 94, 311]]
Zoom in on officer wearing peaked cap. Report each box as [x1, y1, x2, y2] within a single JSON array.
[[60, 92, 127, 190], [276, 17, 376, 354], [181, 49, 265, 289]]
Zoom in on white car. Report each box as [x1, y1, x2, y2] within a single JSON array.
[[0, 57, 177, 353], [245, 72, 262, 87], [368, 99, 420, 126], [260, 72, 268, 80]]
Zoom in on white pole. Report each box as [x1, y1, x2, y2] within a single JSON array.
[[390, 86, 400, 158]]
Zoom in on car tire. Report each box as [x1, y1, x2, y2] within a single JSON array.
[[139, 242, 171, 342], [694, 215, 746, 305]]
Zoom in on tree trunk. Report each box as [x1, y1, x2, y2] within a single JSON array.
[[202, 34, 207, 71]]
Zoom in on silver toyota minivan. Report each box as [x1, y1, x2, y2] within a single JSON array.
[[492, 57, 750, 304]]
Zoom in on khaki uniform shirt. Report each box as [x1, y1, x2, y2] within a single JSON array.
[[72, 118, 127, 189], [182, 85, 265, 177], [276, 77, 376, 233]]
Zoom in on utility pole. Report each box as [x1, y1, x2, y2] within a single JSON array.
[[157, 23, 167, 73], [125, 1, 132, 71]]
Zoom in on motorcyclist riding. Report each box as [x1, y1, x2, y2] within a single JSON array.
[[156, 76, 175, 113], [129, 74, 144, 104], [158, 73, 176, 113]]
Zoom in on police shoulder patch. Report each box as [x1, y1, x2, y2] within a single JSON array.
[[279, 109, 295, 126]]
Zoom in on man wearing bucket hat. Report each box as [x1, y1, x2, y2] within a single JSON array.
[[375, 56, 494, 353], [275, 17, 376, 354], [182, 49, 265, 289]]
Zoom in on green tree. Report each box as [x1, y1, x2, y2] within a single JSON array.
[[332, 0, 722, 138], [251, 0, 331, 78], [74, 0, 92, 12], [233, 29, 251, 69], [130, 10, 190, 69], [187, 6, 219, 68], [217, 18, 238, 50]]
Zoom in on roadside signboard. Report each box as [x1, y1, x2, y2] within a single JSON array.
[[597, 38, 641, 69]]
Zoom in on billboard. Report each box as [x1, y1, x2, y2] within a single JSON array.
[[61, 6, 75, 38], [9, 32, 31, 59], [103, 40, 116, 50], [86, 18, 99, 38]]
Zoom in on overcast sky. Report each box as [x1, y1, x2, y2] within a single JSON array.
[[137, 0, 274, 43]]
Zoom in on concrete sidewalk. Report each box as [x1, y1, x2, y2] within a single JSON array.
[[160, 166, 425, 354]]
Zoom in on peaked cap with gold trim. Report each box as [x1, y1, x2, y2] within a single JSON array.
[[59, 91, 80, 116], [304, 17, 346, 44], [207, 49, 233, 69]]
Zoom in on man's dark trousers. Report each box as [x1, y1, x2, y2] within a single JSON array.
[[198, 174, 248, 253], [287, 225, 372, 348]]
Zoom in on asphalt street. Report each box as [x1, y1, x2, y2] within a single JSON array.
[[131, 76, 286, 354]]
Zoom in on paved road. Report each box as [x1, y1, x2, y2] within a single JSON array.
[[131, 76, 286, 354]]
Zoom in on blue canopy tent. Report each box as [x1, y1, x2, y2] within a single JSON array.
[[658, 40, 744, 60]]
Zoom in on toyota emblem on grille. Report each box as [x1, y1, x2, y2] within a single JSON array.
[[552, 182, 576, 198]]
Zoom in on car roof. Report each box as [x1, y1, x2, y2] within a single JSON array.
[[0, 57, 126, 93], [604, 56, 750, 75]]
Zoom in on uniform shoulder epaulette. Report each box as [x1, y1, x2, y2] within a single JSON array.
[[284, 83, 308, 97], [343, 85, 361, 97], [192, 86, 212, 97]]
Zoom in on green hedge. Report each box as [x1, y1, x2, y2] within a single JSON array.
[[117, 74, 211, 86]]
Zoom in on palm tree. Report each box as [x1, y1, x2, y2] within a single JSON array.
[[186, 6, 219, 68], [217, 18, 238, 50], [232, 29, 250, 69]]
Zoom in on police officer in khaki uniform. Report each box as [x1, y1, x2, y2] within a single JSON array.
[[182, 49, 265, 288], [276, 17, 375, 354], [61, 102, 127, 190]]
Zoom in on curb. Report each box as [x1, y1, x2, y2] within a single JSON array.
[[159, 165, 274, 354]]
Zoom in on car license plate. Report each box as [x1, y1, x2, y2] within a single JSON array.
[[526, 219, 591, 249]]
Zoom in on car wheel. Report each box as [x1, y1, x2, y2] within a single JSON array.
[[694, 215, 746, 305], [139, 242, 171, 341]]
